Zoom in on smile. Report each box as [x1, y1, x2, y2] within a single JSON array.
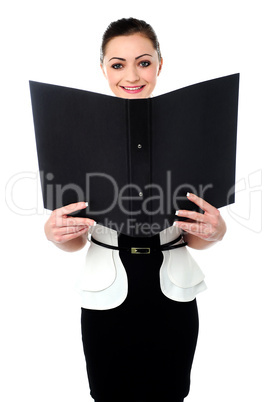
[[120, 85, 145, 94]]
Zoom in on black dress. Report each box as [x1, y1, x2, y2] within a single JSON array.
[[81, 232, 199, 402]]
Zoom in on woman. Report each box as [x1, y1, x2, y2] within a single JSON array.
[[45, 18, 226, 402]]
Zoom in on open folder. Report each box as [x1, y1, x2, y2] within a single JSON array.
[[30, 73, 239, 236]]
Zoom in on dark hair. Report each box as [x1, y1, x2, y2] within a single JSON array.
[[100, 17, 162, 64]]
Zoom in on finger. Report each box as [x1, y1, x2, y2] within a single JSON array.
[[56, 225, 90, 236], [53, 202, 92, 227], [62, 227, 90, 242], [176, 209, 207, 223], [60, 217, 95, 228], [181, 228, 210, 240], [57, 202, 88, 217], [186, 193, 218, 214], [54, 226, 89, 243], [176, 221, 212, 236]]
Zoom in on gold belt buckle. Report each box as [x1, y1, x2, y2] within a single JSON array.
[[131, 247, 151, 254]]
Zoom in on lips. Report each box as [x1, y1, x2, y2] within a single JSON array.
[[120, 85, 145, 94]]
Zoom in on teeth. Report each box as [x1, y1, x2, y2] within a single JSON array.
[[124, 86, 143, 91]]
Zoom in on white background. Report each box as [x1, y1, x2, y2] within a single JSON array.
[[1, 0, 266, 401]]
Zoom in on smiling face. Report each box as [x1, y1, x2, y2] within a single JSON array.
[[101, 33, 163, 99]]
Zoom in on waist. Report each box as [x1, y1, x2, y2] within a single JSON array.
[[90, 229, 187, 253]]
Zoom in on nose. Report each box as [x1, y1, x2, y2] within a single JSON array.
[[126, 66, 140, 83]]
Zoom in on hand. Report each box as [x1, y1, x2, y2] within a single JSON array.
[[174, 193, 226, 242], [44, 202, 95, 245]]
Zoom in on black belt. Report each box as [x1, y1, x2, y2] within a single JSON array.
[[90, 235, 187, 254]]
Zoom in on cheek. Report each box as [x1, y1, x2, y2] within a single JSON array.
[[143, 67, 159, 84], [107, 73, 116, 86], [105, 69, 120, 86]]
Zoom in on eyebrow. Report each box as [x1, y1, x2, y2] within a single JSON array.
[[108, 53, 153, 62]]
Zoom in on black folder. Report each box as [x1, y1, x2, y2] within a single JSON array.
[[30, 73, 239, 236]]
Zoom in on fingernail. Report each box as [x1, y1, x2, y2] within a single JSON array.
[[85, 202, 89, 207], [175, 210, 179, 215], [173, 221, 177, 226], [186, 192, 191, 197]]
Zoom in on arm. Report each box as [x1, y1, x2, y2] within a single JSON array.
[[174, 193, 227, 250], [44, 202, 95, 252]]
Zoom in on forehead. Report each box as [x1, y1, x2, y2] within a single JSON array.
[[104, 33, 156, 60]]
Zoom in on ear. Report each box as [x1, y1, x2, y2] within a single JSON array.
[[100, 63, 107, 79], [157, 58, 163, 76]]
